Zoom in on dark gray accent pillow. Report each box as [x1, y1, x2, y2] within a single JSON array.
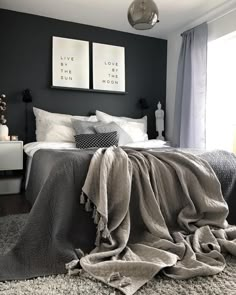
[[74, 132, 118, 149], [94, 122, 133, 145], [71, 119, 102, 134]]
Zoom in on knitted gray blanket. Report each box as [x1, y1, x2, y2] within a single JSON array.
[[73, 147, 236, 295]]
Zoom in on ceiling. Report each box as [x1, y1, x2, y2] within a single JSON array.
[[0, 0, 234, 39]]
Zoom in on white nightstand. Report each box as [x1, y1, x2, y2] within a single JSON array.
[[0, 141, 23, 195]]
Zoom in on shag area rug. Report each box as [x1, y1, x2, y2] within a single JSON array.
[[0, 214, 236, 295]]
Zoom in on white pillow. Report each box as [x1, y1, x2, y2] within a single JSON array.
[[96, 110, 147, 133], [117, 121, 147, 142], [44, 124, 76, 142], [95, 110, 148, 142], [33, 107, 97, 142]]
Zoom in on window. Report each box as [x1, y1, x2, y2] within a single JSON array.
[[206, 31, 236, 152]]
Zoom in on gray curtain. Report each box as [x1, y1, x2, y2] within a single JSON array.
[[172, 23, 208, 148]]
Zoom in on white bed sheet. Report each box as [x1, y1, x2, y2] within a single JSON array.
[[24, 142, 77, 157], [24, 140, 169, 157], [125, 139, 169, 149]]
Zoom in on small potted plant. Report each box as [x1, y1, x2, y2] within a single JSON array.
[[0, 94, 9, 140]]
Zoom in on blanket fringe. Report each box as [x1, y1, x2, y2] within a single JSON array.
[[107, 272, 132, 288], [95, 230, 101, 246], [92, 207, 96, 219], [65, 259, 80, 270], [80, 192, 86, 204], [68, 268, 82, 276], [108, 272, 122, 282], [102, 226, 110, 239], [80, 193, 112, 246], [119, 277, 132, 288], [75, 248, 85, 259], [98, 217, 105, 231], [94, 210, 100, 224], [66, 255, 84, 277], [85, 199, 93, 212]]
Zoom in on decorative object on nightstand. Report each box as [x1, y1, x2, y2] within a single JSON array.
[[155, 101, 164, 140], [22, 89, 33, 143], [0, 141, 23, 195], [11, 135, 19, 141], [0, 93, 9, 141]]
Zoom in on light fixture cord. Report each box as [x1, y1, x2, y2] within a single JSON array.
[[25, 102, 28, 143]]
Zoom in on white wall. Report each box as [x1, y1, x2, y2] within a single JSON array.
[[165, 3, 236, 142], [208, 9, 236, 41]]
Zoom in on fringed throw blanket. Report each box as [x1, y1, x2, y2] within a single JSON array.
[[72, 147, 236, 295], [0, 147, 236, 295]]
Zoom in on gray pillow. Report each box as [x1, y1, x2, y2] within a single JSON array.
[[71, 119, 102, 134], [94, 122, 133, 145]]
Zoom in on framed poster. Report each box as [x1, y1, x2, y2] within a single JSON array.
[[92, 43, 125, 92], [52, 36, 89, 89]]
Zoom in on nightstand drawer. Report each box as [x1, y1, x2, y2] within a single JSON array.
[[0, 176, 22, 194], [0, 141, 23, 170]]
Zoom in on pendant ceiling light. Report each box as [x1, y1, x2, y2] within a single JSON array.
[[128, 0, 159, 30]]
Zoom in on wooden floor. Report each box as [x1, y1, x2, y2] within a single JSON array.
[[0, 192, 31, 217]]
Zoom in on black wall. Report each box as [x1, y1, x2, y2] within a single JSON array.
[[0, 9, 167, 142]]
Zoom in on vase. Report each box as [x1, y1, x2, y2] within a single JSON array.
[[0, 124, 9, 140]]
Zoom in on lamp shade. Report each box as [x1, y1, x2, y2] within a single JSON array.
[[128, 0, 159, 30], [139, 98, 149, 109], [22, 89, 32, 103]]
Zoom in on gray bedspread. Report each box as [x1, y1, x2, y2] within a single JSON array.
[[0, 147, 235, 294], [199, 150, 236, 225], [0, 149, 97, 279]]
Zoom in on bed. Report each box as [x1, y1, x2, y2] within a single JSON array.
[[0, 107, 236, 295], [23, 106, 168, 190]]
